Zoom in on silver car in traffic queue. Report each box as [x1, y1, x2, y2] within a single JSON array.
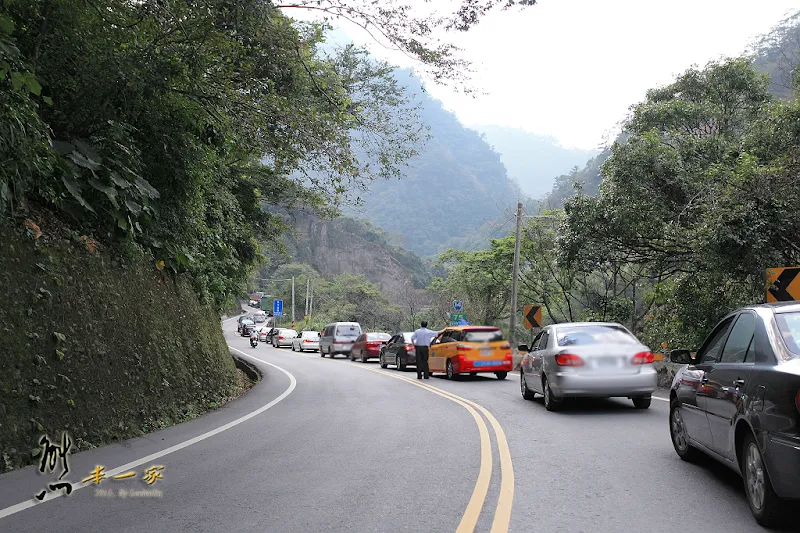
[[292, 330, 320, 352], [271, 328, 298, 348], [519, 322, 657, 410]]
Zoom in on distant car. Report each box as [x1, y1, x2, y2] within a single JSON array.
[[350, 332, 392, 362], [292, 331, 320, 352], [518, 322, 657, 410], [240, 319, 256, 337], [272, 328, 298, 348], [258, 324, 272, 343], [668, 303, 800, 527], [237, 315, 253, 333], [253, 311, 267, 323], [380, 332, 416, 369], [320, 322, 362, 358], [249, 299, 259, 307], [430, 326, 513, 380]]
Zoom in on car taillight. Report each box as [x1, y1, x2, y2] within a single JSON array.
[[368, 342, 381, 346], [304, 339, 312, 343], [555, 353, 584, 367], [632, 351, 655, 365], [499, 343, 511, 350], [456, 344, 472, 351], [279, 336, 284, 340], [404, 345, 415, 352]]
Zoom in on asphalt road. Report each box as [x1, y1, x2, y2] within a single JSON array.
[[1, 318, 797, 532]]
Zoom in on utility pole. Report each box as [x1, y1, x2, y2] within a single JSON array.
[[309, 282, 313, 318], [509, 202, 523, 345], [305, 278, 310, 317], [291, 277, 295, 323]]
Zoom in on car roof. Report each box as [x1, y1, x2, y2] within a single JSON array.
[[743, 302, 800, 314], [441, 325, 501, 332], [550, 322, 627, 328]]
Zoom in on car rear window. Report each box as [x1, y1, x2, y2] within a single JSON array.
[[402, 333, 413, 343], [367, 333, 391, 341], [775, 312, 800, 357], [303, 331, 320, 338], [463, 329, 504, 342], [555, 325, 639, 346], [336, 325, 361, 336]]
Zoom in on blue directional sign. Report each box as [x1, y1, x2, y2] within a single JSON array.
[[273, 299, 283, 317], [452, 300, 463, 312]]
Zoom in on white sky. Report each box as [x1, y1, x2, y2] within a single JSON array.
[[285, 1, 800, 150]]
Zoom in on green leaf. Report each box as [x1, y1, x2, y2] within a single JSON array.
[[124, 198, 141, 215], [133, 175, 160, 199], [42, 96, 53, 105], [109, 171, 130, 189], [61, 175, 96, 213], [67, 151, 101, 170], [0, 14, 14, 35], [24, 74, 41, 96]]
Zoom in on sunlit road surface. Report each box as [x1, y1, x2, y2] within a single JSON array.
[[0, 319, 796, 533]]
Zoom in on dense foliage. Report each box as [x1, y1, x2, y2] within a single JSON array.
[[4, 0, 533, 309], [432, 52, 800, 349]]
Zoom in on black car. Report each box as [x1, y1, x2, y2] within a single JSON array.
[[669, 303, 800, 527], [379, 332, 416, 370], [240, 320, 255, 337]]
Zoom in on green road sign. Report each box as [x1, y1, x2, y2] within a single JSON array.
[[449, 313, 466, 325]]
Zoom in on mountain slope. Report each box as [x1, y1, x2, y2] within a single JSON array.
[[471, 125, 600, 198], [343, 70, 521, 257]]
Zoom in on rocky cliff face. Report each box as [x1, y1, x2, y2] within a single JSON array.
[[289, 215, 430, 302]]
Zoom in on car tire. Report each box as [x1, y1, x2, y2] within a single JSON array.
[[361, 353, 367, 363], [542, 376, 561, 411], [632, 396, 651, 409], [350, 352, 356, 361], [446, 360, 455, 380], [495, 371, 508, 380], [291, 344, 296, 351], [521, 373, 536, 400], [742, 432, 788, 527], [320, 350, 325, 357], [669, 399, 702, 462], [380, 353, 388, 369]]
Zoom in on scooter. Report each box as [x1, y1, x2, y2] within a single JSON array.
[[250, 330, 259, 348]]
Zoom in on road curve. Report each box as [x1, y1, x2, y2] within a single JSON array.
[[1, 317, 798, 533]]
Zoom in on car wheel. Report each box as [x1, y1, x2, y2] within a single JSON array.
[[361, 353, 367, 363], [380, 353, 388, 369], [742, 432, 788, 527], [291, 344, 296, 351], [632, 396, 651, 409], [521, 372, 536, 400], [542, 376, 561, 411], [495, 371, 508, 380], [446, 360, 455, 380], [350, 351, 356, 361], [669, 399, 701, 461], [320, 349, 325, 357]]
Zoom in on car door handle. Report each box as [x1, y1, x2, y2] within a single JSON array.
[[733, 379, 745, 387]]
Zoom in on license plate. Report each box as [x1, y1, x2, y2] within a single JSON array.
[[480, 348, 494, 356], [473, 360, 500, 367], [596, 358, 618, 368]]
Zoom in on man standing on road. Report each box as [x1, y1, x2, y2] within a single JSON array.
[[411, 321, 437, 380]]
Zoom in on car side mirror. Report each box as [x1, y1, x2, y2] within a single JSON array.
[[517, 344, 529, 353], [670, 349, 693, 364]]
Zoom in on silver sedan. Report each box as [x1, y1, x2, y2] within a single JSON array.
[[519, 322, 657, 411], [292, 331, 320, 352]]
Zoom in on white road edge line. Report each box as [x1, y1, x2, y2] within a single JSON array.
[[652, 396, 669, 402], [0, 346, 296, 520]]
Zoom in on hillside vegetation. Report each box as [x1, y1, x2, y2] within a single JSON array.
[[344, 71, 521, 257], [0, 221, 244, 471]]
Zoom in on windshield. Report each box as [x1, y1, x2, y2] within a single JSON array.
[[775, 312, 800, 357], [463, 329, 504, 342], [336, 325, 361, 336], [367, 333, 391, 341], [555, 325, 639, 346]]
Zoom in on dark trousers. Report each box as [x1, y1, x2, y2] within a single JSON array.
[[415, 345, 430, 378]]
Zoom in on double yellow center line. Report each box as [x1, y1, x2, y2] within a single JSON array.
[[352, 362, 515, 533]]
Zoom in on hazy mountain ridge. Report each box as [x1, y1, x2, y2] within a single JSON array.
[[470, 125, 600, 199]]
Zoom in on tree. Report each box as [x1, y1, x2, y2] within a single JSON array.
[[276, 0, 537, 93]]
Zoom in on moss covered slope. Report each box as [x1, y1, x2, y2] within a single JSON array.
[[0, 222, 240, 471]]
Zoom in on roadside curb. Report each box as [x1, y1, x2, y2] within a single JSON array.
[[231, 349, 263, 382]]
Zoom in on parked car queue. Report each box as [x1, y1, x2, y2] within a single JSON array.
[[236, 305, 800, 528]]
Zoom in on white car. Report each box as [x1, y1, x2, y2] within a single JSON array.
[[272, 328, 298, 348], [258, 324, 272, 342], [292, 331, 320, 352]]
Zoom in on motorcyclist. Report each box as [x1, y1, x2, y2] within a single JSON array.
[[250, 327, 259, 347]]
